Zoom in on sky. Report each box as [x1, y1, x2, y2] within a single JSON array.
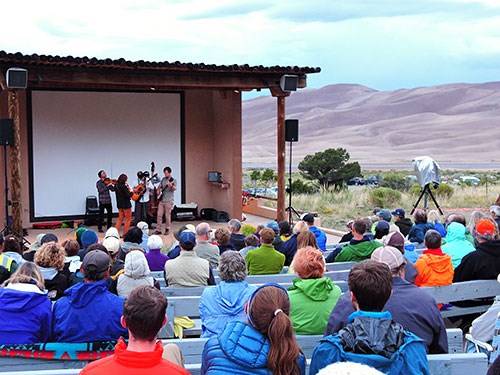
[[2, 0, 500, 99]]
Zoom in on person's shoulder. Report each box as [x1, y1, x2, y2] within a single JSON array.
[[158, 358, 190, 374], [80, 354, 116, 374]]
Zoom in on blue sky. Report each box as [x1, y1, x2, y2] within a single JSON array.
[[2, 0, 500, 99]]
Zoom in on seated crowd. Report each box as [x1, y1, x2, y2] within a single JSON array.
[[0, 206, 499, 374]]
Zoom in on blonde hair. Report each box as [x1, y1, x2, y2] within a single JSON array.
[[2, 261, 45, 290], [34, 242, 66, 271], [292, 221, 308, 235], [469, 210, 485, 237], [427, 209, 442, 223]]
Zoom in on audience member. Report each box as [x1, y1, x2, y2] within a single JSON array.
[[414, 230, 453, 289], [376, 208, 392, 223], [214, 228, 235, 255], [22, 233, 45, 262], [442, 222, 475, 268], [311, 260, 429, 375], [374, 220, 390, 240], [392, 208, 412, 238], [228, 219, 246, 251], [446, 213, 475, 244], [75, 227, 87, 248], [202, 283, 305, 375], [333, 219, 382, 262], [80, 285, 188, 375], [164, 231, 216, 287], [120, 227, 143, 261], [301, 213, 327, 251], [266, 220, 283, 250], [239, 234, 259, 258], [61, 239, 82, 277], [408, 209, 434, 244], [279, 220, 292, 242], [454, 218, 500, 282], [339, 220, 354, 243], [2, 235, 25, 267], [245, 228, 285, 275], [428, 210, 446, 237], [468, 210, 485, 239], [104, 227, 121, 241], [490, 205, 500, 229], [34, 242, 68, 300], [381, 231, 418, 284], [136, 221, 150, 253], [102, 236, 124, 278], [326, 246, 448, 354], [78, 229, 99, 259], [168, 224, 196, 259], [199, 251, 256, 338], [145, 234, 169, 271], [117, 249, 158, 298], [194, 222, 220, 268], [52, 250, 127, 342], [288, 247, 341, 334], [279, 220, 309, 266], [0, 262, 52, 344]]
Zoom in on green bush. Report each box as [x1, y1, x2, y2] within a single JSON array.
[[408, 183, 454, 198], [368, 187, 402, 207], [241, 224, 256, 236], [379, 172, 407, 191], [291, 179, 318, 194]]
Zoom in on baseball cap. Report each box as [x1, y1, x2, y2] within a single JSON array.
[[371, 246, 406, 270], [104, 227, 120, 240], [179, 231, 196, 248], [82, 250, 110, 273], [301, 213, 315, 224], [102, 237, 120, 255], [476, 219, 496, 237], [41, 233, 58, 244], [136, 221, 149, 235], [376, 209, 392, 222], [266, 221, 279, 231], [376, 220, 390, 232], [383, 231, 405, 252], [391, 208, 405, 218]]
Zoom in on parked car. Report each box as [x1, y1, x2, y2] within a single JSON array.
[[347, 177, 366, 186], [366, 176, 379, 185], [459, 176, 480, 185]]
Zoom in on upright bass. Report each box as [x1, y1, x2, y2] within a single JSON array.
[[147, 162, 159, 219]]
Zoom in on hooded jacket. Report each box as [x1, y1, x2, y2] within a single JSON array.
[[414, 249, 454, 287], [309, 226, 327, 251], [0, 284, 52, 344], [453, 239, 500, 282], [117, 251, 154, 298], [38, 265, 68, 301], [442, 222, 476, 268], [145, 248, 169, 271], [288, 277, 342, 335], [334, 237, 382, 262], [310, 311, 429, 375], [395, 218, 413, 237], [201, 321, 306, 375], [199, 281, 257, 338], [278, 233, 299, 266], [52, 280, 127, 342], [408, 222, 435, 244]]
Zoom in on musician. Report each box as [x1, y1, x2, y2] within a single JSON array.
[[96, 170, 115, 233], [155, 166, 176, 235], [114, 174, 133, 237], [133, 171, 153, 225]]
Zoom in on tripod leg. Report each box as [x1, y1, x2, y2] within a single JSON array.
[[427, 189, 444, 215], [411, 187, 427, 215]]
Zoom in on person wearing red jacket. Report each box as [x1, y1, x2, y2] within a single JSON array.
[[80, 285, 188, 375]]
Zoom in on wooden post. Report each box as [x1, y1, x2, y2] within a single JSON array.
[[7, 90, 23, 234], [276, 96, 286, 222]]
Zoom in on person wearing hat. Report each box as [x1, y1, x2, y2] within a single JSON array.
[[454, 218, 500, 283], [301, 213, 327, 251], [194, 222, 220, 269], [77, 230, 99, 260], [334, 219, 382, 263], [145, 235, 169, 271], [136, 221, 150, 253], [164, 231, 215, 287], [133, 171, 154, 226], [266, 220, 283, 251], [245, 228, 285, 275], [22, 233, 45, 262], [167, 224, 195, 260], [326, 246, 448, 354], [52, 250, 128, 342], [310, 260, 429, 375], [102, 236, 124, 278], [391, 209, 413, 237]]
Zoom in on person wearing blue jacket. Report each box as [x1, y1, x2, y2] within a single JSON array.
[[0, 262, 52, 344], [199, 251, 256, 338], [408, 209, 435, 244], [201, 283, 305, 375], [311, 260, 429, 375], [302, 213, 327, 251], [52, 250, 128, 342]]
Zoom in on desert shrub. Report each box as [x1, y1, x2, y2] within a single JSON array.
[[290, 179, 318, 194], [408, 183, 454, 198], [369, 187, 402, 207], [241, 224, 256, 236], [379, 172, 407, 191]]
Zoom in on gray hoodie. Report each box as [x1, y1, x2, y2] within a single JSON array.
[[116, 251, 153, 297]]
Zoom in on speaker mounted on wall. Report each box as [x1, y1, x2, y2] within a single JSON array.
[[285, 119, 299, 142], [279, 75, 298, 92], [6, 67, 28, 89], [0, 119, 14, 146]]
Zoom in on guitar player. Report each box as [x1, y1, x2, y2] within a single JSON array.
[[155, 166, 177, 235], [133, 170, 153, 225]]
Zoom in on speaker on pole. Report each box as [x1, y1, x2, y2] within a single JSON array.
[[285, 119, 299, 142], [0, 119, 14, 146], [6, 68, 28, 89]]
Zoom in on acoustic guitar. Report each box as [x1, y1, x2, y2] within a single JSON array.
[[132, 184, 146, 201]]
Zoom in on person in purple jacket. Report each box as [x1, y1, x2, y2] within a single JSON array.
[[145, 235, 169, 271], [0, 262, 52, 344]]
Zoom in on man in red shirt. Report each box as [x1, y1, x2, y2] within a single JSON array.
[[80, 285, 189, 375]]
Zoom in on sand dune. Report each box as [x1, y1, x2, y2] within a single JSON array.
[[242, 82, 500, 169]]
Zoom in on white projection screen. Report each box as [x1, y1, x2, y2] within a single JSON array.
[[30, 90, 183, 220]]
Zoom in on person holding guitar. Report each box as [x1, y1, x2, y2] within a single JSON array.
[[133, 170, 153, 225], [114, 173, 133, 237], [96, 170, 115, 233], [155, 166, 176, 235]]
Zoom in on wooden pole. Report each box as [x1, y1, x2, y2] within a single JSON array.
[[7, 90, 23, 234], [276, 96, 286, 222]]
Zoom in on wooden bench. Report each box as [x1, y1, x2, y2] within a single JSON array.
[[422, 279, 500, 318]]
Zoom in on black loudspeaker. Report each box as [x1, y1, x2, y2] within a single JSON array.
[[6, 68, 28, 89], [285, 119, 299, 142], [280, 75, 298, 92], [0, 119, 14, 146]]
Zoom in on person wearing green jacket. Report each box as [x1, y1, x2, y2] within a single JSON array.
[[335, 219, 382, 262], [245, 228, 285, 275], [289, 247, 342, 335]]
